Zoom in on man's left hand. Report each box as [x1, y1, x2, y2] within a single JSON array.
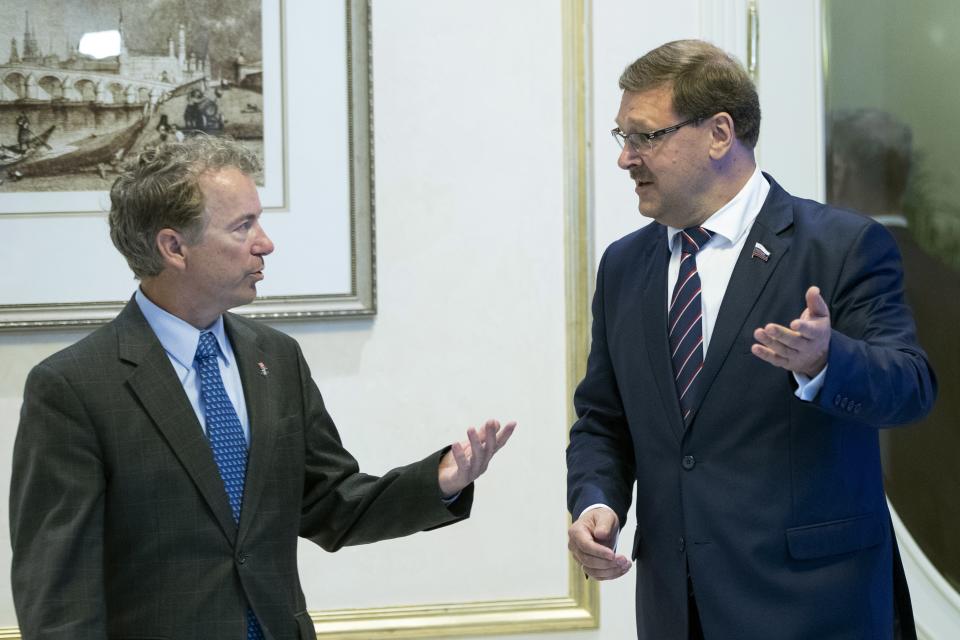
[[438, 419, 516, 497], [751, 285, 831, 378]]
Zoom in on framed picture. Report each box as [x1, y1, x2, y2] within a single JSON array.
[[0, 0, 374, 330]]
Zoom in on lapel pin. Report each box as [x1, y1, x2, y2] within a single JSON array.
[[257, 362, 269, 377], [751, 242, 770, 262]]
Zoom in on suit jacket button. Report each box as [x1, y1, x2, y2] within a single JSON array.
[[854, 403, 862, 414], [238, 553, 248, 565], [834, 394, 842, 406], [682, 455, 696, 470], [679, 536, 686, 552]]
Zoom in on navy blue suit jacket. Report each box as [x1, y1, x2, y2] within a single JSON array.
[[567, 175, 936, 640]]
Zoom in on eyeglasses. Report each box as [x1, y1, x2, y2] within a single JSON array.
[[611, 117, 703, 155]]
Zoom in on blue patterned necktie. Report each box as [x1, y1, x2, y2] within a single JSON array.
[[194, 332, 265, 640], [668, 226, 714, 424]]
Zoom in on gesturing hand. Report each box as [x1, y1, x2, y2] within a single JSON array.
[[568, 507, 632, 581], [751, 285, 831, 378], [438, 419, 516, 497]]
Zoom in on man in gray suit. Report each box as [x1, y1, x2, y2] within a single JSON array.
[[9, 135, 515, 640]]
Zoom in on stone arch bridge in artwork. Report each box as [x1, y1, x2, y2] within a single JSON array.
[[0, 64, 173, 106]]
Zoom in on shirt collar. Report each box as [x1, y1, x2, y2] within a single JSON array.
[[873, 213, 908, 228], [666, 166, 770, 250], [134, 287, 231, 370]]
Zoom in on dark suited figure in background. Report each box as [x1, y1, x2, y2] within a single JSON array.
[[10, 135, 515, 640], [566, 40, 935, 639], [829, 107, 960, 589]]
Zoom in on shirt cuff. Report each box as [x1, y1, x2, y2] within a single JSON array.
[[441, 491, 461, 506], [793, 364, 828, 402]]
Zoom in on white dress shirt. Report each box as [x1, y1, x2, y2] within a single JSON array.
[[666, 166, 769, 356], [664, 167, 825, 399]]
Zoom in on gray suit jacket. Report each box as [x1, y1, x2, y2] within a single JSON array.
[[10, 300, 472, 640]]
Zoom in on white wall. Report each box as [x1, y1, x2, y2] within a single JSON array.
[[293, 0, 570, 610]]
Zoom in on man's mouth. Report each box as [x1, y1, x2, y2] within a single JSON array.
[[630, 169, 652, 188]]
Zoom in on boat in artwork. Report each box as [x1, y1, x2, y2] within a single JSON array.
[[6, 116, 147, 178], [0, 125, 56, 169]]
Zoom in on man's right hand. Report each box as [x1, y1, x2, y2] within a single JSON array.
[[568, 507, 632, 580]]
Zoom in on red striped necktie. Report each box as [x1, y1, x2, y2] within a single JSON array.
[[668, 226, 714, 424]]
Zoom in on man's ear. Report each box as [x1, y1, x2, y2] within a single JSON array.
[[156, 228, 188, 271], [707, 112, 736, 160]]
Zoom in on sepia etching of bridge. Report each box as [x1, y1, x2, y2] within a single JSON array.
[[0, 2, 263, 192], [0, 63, 172, 106]]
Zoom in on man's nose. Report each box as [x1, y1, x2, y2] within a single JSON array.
[[254, 226, 275, 256], [617, 144, 641, 170]]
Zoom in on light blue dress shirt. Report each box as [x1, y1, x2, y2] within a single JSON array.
[[135, 288, 251, 443]]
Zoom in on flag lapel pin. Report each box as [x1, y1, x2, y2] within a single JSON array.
[[751, 242, 770, 262]]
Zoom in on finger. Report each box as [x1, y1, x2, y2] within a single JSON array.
[[588, 552, 632, 575], [790, 318, 828, 338], [763, 324, 808, 350], [753, 327, 800, 355], [450, 440, 469, 470], [494, 421, 517, 450], [568, 533, 631, 576], [570, 540, 631, 572], [751, 343, 791, 369], [584, 565, 631, 581], [582, 561, 631, 580], [805, 286, 829, 318], [568, 518, 617, 559], [465, 427, 484, 476], [476, 421, 498, 471], [465, 426, 482, 452], [568, 532, 617, 563], [483, 420, 498, 450], [589, 516, 617, 544]]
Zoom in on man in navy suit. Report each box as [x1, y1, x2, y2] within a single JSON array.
[[566, 40, 935, 639]]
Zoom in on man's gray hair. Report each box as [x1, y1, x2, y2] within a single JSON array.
[[109, 135, 260, 279]]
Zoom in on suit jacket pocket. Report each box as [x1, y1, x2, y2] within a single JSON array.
[[294, 610, 317, 640], [785, 511, 886, 560]]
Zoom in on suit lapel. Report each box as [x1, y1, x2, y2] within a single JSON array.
[[638, 225, 686, 441], [687, 176, 795, 425], [225, 314, 279, 548], [116, 300, 239, 544]]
